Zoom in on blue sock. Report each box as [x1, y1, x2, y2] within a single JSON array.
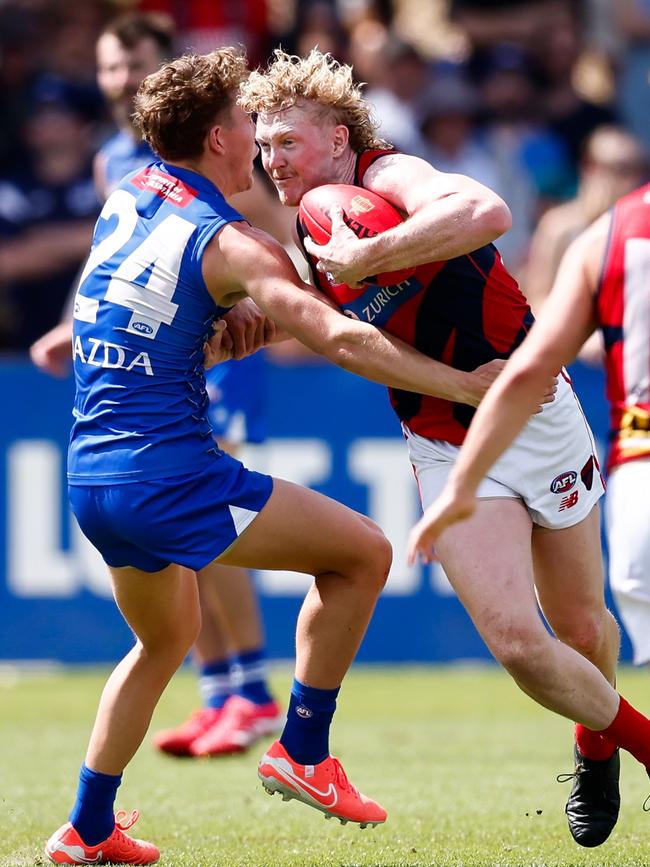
[[69, 763, 122, 846], [230, 648, 273, 705], [199, 658, 232, 709], [280, 679, 340, 765]]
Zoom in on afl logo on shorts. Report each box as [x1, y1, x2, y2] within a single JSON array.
[[132, 321, 154, 335], [550, 470, 577, 494], [296, 705, 313, 719]]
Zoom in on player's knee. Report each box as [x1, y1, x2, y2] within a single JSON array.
[[489, 624, 549, 674], [376, 531, 393, 590], [554, 608, 617, 661], [366, 523, 393, 591], [354, 521, 392, 593], [140, 608, 200, 663]]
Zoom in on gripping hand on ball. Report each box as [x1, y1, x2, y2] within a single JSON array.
[[303, 205, 369, 288]]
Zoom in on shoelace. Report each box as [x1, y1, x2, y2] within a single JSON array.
[[556, 766, 584, 784], [115, 810, 139, 832], [557, 766, 650, 812], [332, 757, 359, 797]]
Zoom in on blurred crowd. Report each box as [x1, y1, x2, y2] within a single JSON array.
[[1, 0, 649, 354]]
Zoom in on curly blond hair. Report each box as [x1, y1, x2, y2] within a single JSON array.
[[133, 48, 249, 161], [239, 48, 390, 153]]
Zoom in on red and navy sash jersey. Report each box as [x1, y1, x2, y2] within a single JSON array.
[[297, 149, 534, 444], [68, 161, 243, 485], [597, 183, 650, 471]]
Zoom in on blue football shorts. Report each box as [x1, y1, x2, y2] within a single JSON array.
[[68, 453, 274, 573], [205, 352, 267, 445]]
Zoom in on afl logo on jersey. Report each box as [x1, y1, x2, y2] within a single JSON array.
[[132, 321, 154, 335], [550, 470, 577, 494]]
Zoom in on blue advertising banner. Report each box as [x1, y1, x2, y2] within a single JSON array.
[[0, 357, 630, 664]]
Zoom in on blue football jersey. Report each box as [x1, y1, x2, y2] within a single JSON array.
[[68, 161, 245, 484], [98, 130, 156, 195]]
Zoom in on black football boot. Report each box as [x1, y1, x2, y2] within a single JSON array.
[[558, 744, 620, 847]]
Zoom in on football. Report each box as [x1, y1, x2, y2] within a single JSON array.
[[298, 184, 415, 286]]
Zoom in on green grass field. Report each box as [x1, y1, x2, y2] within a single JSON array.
[[1, 664, 649, 867]]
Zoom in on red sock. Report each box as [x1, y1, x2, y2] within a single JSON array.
[[575, 723, 617, 761], [600, 695, 650, 770]]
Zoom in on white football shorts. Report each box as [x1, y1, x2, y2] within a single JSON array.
[[405, 371, 605, 530]]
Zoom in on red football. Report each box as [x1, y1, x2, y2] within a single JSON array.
[[298, 184, 415, 286]]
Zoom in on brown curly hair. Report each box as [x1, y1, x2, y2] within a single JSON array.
[[239, 48, 390, 153], [133, 48, 249, 161]]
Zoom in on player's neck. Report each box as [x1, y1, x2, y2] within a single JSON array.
[[334, 150, 356, 186]]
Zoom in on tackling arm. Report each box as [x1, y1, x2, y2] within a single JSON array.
[[206, 223, 499, 403]]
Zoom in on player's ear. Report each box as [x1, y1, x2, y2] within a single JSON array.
[[332, 124, 349, 157], [207, 124, 226, 155]]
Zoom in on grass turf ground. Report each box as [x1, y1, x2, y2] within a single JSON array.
[[1, 664, 649, 867]]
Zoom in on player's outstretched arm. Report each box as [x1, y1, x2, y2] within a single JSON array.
[[408, 216, 607, 562], [303, 154, 512, 287], [29, 319, 74, 377], [205, 223, 498, 401]]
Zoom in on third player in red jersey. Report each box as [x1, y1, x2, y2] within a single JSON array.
[[594, 184, 650, 667], [597, 183, 650, 471]]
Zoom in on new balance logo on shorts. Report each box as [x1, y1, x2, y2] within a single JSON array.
[[559, 491, 580, 511]]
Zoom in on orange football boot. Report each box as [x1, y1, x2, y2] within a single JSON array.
[[46, 810, 159, 865], [258, 740, 387, 828], [191, 695, 283, 756], [153, 707, 223, 756]]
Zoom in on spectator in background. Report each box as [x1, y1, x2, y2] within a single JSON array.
[[451, 0, 617, 186], [470, 43, 571, 271], [533, 1, 617, 168], [29, 12, 175, 375], [39, 0, 109, 96], [450, 0, 572, 52], [419, 75, 501, 194], [0, 0, 108, 176], [363, 36, 431, 159], [525, 125, 647, 316], [136, 0, 271, 66], [93, 12, 175, 201], [282, 0, 349, 61], [0, 82, 100, 350], [615, 0, 650, 155], [0, 7, 40, 175]]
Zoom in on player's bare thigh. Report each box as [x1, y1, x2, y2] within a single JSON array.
[[532, 505, 605, 622], [107, 562, 201, 651], [432, 497, 546, 646], [212, 477, 391, 578]]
